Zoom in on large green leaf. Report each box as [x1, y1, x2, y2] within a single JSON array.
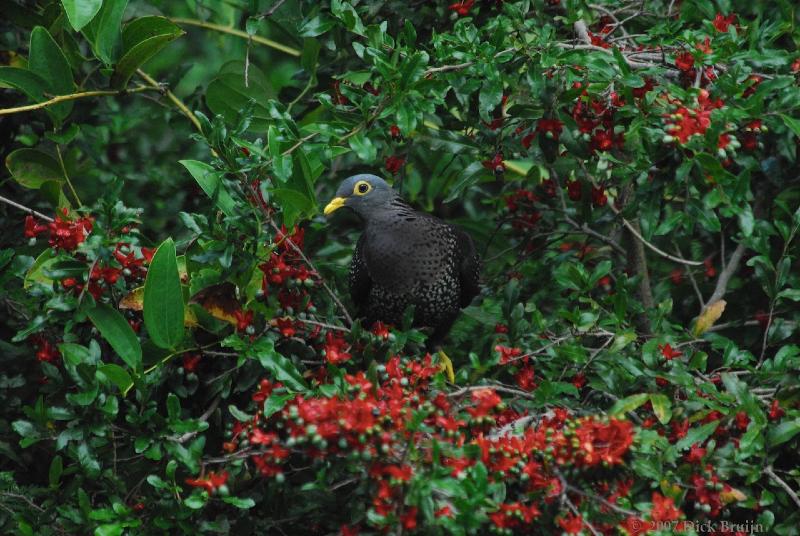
[[83, 0, 128, 65], [205, 60, 274, 131], [111, 16, 184, 88], [0, 66, 49, 103], [87, 303, 142, 371], [143, 238, 184, 350], [61, 0, 103, 31], [5, 148, 64, 189], [97, 364, 134, 393], [251, 339, 308, 392], [179, 160, 236, 217], [27, 26, 74, 121]]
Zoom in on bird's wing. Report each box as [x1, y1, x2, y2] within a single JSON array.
[[454, 226, 481, 308], [349, 233, 372, 312]]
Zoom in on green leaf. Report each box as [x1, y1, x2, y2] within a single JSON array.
[[779, 113, 800, 138], [111, 16, 184, 88], [28, 26, 74, 122], [179, 160, 236, 217], [676, 420, 720, 450], [228, 404, 253, 422], [59, 342, 93, 366], [222, 496, 255, 509], [0, 66, 49, 103], [348, 131, 377, 162], [49, 455, 63, 487], [184, 492, 208, 509], [83, 0, 128, 65], [5, 148, 64, 189], [143, 238, 184, 349], [609, 393, 650, 416], [263, 393, 293, 419], [97, 364, 134, 393], [649, 394, 672, 424], [87, 303, 142, 371], [206, 61, 274, 130], [247, 338, 307, 391], [94, 524, 123, 536], [767, 419, 800, 447], [61, 0, 102, 31]]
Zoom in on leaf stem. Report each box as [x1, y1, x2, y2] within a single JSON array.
[[0, 86, 155, 117], [56, 144, 82, 207]]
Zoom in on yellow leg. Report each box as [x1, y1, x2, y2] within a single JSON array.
[[438, 350, 455, 383]]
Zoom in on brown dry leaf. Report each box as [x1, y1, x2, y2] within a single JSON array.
[[189, 282, 240, 325], [693, 299, 726, 336]]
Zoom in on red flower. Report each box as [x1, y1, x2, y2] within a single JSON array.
[[185, 471, 228, 493], [713, 13, 737, 33], [47, 209, 93, 251], [182, 353, 201, 373], [33, 336, 60, 364], [400, 507, 418, 530], [658, 343, 682, 361], [769, 399, 785, 420], [567, 180, 582, 201], [670, 268, 683, 285], [370, 321, 390, 339], [536, 118, 563, 141], [686, 443, 706, 463], [234, 309, 253, 332], [591, 185, 607, 207], [466, 388, 502, 418], [495, 344, 522, 364], [695, 37, 712, 55], [571, 373, 586, 389], [674, 51, 695, 72], [558, 513, 584, 534], [24, 215, 48, 238], [275, 317, 298, 338], [385, 155, 405, 174], [735, 411, 750, 431], [704, 258, 716, 278], [515, 365, 536, 391], [340, 525, 359, 536], [650, 492, 681, 522], [389, 125, 401, 139], [482, 152, 505, 173], [448, 0, 474, 16], [574, 418, 634, 466], [324, 331, 352, 364]]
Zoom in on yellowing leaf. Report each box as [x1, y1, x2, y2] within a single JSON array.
[[693, 300, 726, 336], [120, 286, 198, 327], [189, 282, 240, 325], [720, 487, 747, 504]]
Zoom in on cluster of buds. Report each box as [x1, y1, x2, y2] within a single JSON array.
[[662, 89, 724, 145]]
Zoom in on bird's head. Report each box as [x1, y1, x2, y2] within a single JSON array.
[[323, 174, 395, 219]]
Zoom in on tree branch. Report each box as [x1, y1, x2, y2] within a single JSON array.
[[170, 17, 300, 56], [0, 86, 155, 117], [0, 195, 55, 222], [705, 243, 746, 307], [766, 466, 800, 509], [136, 69, 203, 133]]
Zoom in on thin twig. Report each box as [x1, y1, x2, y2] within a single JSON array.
[[170, 17, 300, 56], [766, 466, 800, 509], [136, 69, 203, 133], [705, 243, 745, 306], [0, 86, 155, 116], [0, 195, 55, 222]]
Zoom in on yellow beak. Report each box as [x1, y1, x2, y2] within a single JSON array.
[[323, 196, 347, 216]]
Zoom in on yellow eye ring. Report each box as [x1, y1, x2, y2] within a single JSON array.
[[353, 180, 372, 196]]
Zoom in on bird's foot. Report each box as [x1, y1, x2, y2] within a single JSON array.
[[437, 350, 455, 383]]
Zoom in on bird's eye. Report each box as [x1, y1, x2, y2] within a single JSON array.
[[354, 181, 371, 195]]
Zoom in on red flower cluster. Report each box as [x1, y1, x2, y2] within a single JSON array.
[[658, 343, 682, 361], [25, 210, 94, 251], [185, 471, 228, 494], [662, 89, 724, 144], [504, 188, 541, 231], [32, 335, 60, 363], [713, 13, 737, 33], [483, 152, 505, 173], [572, 87, 624, 152], [448, 0, 474, 16], [323, 331, 352, 364]]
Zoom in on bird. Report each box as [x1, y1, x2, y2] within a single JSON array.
[[324, 174, 480, 381]]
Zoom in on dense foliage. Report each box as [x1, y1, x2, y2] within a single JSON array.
[[1, 0, 800, 534]]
